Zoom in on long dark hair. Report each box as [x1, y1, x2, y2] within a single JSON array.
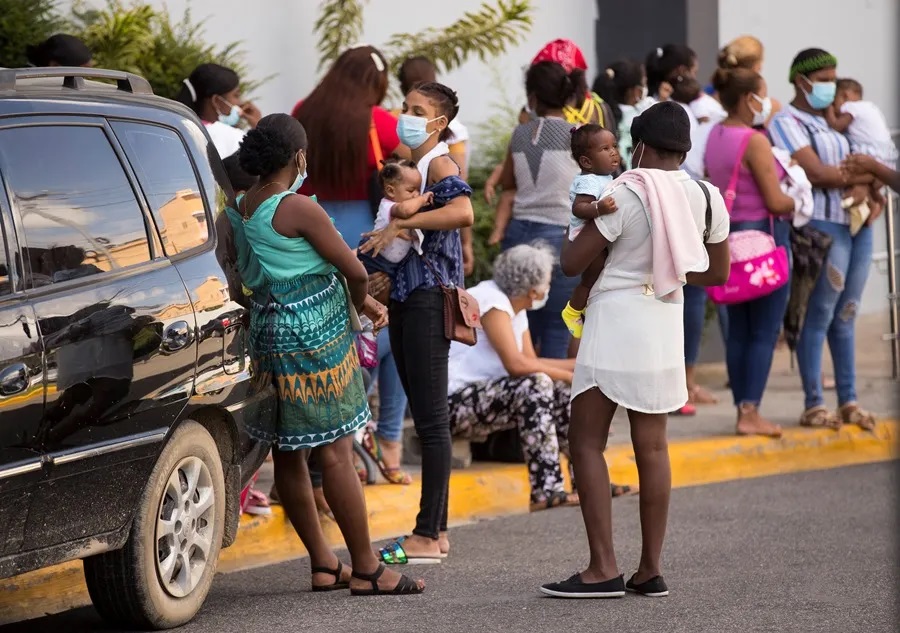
[[295, 46, 389, 196], [592, 60, 644, 127]]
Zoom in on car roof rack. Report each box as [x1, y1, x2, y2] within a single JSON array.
[[0, 67, 153, 95]]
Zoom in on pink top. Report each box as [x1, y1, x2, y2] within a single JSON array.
[[704, 125, 785, 223]]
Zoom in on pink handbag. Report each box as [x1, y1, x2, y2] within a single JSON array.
[[706, 128, 789, 305]]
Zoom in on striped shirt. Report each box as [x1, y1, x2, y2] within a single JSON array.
[[391, 175, 472, 302], [769, 105, 850, 225]]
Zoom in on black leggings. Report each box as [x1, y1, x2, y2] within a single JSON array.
[[390, 288, 451, 538]]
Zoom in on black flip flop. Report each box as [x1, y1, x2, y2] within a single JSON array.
[[311, 560, 349, 592], [350, 563, 424, 596]]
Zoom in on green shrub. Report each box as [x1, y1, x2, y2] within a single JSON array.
[[71, 1, 261, 100], [0, 0, 65, 68], [465, 72, 521, 286], [466, 188, 501, 286]]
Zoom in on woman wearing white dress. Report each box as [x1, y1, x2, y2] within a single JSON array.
[[541, 102, 731, 599]]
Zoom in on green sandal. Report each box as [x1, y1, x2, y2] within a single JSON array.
[[378, 537, 442, 565]]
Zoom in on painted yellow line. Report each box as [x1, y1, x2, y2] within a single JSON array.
[[2, 420, 896, 625]]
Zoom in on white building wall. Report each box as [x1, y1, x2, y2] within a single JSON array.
[[718, 0, 898, 129]]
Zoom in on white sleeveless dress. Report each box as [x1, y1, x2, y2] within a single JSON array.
[[571, 170, 730, 413]]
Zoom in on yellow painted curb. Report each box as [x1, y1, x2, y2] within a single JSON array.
[[2, 420, 896, 624]]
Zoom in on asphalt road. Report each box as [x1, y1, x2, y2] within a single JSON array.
[[6, 463, 897, 633]]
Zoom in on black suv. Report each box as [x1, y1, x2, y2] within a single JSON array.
[[0, 68, 275, 628]]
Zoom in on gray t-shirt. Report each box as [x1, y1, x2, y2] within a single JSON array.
[[510, 117, 578, 227]]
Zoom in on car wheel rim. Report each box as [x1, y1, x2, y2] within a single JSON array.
[[155, 456, 215, 598]]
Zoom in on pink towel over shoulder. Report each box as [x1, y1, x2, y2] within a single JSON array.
[[614, 169, 709, 301]]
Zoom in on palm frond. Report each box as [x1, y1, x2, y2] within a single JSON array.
[[314, 0, 366, 70], [381, 0, 533, 75]]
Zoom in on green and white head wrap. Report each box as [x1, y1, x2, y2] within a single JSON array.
[[789, 48, 838, 82]]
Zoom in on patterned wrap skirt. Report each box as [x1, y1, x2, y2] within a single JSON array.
[[247, 273, 370, 449]]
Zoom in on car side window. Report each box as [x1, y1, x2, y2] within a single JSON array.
[[112, 122, 209, 255], [0, 125, 151, 287]]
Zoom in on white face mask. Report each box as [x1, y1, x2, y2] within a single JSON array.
[[633, 141, 646, 169], [288, 152, 307, 192], [528, 286, 550, 311], [750, 94, 772, 127]]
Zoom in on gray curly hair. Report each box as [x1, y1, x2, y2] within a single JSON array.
[[492, 243, 554, 298]]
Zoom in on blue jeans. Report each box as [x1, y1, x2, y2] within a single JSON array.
[[797, 220, 873, 410], [725, 219, 792, 407], [501, 219, 577, 359], [320, 199, 374, 249], [683, 285, 729, 366], [321, 199, 407, 441], [370, 327, 407, 442]]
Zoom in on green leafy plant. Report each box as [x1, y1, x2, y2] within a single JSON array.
[[0, 0, 66, 68], [468, 66, 521, 188], [70, 1, 262, 100], [315, 0, 533, 76], [314, 0, 366, 70], [464, 70, 522, 285]]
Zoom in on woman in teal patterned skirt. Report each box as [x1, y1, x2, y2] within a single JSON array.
[[223, 114, 423, 595]]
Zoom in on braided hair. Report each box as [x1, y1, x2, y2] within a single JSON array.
[[238, 114, 307, 177], [378, 157, 418, 188], [410, 82, 460, 142]]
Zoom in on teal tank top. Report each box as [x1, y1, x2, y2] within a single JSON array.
[[225, 191, 335, 292]]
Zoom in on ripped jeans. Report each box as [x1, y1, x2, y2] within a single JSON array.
[[797, 220, 873, 410]]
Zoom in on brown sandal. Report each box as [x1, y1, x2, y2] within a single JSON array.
[[838, 403, 877, 431], [530, 491, 580, 513], [799, 406, 841, 430], [361, 428, 413, 485]]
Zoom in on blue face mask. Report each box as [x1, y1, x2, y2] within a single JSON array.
[[397, 114, 444, 149], [801, 76, 837, 110], [216, 96, 242, 127]]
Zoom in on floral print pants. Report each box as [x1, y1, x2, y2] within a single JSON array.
[[448, 374, 572, 504]]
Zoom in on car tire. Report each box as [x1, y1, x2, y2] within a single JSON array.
[[83, 421, 226, 630]]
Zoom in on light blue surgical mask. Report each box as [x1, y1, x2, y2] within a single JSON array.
[[397, 114, 444, 149], [289, 152, 306, 192], [216, 96, 242, 127], [800, 75, 836, 110]]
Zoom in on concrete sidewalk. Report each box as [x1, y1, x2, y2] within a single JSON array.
[[2, 314, 897, 626], [645, 311, 898, 443]]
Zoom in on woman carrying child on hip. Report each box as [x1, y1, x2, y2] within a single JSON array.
[[359, 82, 474, 565]]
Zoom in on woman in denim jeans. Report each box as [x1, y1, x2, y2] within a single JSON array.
[[770, 48, 879, 429], [705, 67, 795, 437], [360, 83, 474, 564], [489, 61, 581, 359]]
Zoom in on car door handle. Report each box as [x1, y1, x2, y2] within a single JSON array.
[[162, 321, 193, 353], [0, 363, 29, 397]]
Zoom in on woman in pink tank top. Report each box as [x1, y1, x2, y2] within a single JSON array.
[[703, 68, 796, 438]]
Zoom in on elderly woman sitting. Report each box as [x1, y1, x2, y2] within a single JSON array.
[[447, 245, 633, 512]]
